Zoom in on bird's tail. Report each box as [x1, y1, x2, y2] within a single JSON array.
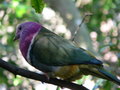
[[97, 68, 120, 85], [85, 67, 120, 85]]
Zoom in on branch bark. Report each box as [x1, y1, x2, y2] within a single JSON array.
[[0, 58, 88, 90]]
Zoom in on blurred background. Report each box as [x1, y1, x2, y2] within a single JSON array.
[[0, 0, 120, 90]]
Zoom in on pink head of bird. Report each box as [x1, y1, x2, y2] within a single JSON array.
[[14, 22, 42, 59], [14, 22, 42, 41]]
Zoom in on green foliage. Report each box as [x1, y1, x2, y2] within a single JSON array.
[[0, 68, 8, 84], [76, 76, 89, 85], [79, 0, 120, 53], [31, 0, 45, 13], [13, 76, 23, 86], [103, 81, 112, 90]]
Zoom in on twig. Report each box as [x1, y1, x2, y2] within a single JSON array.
[[72, 13, 93, 42], [0, 58, 88, 90]]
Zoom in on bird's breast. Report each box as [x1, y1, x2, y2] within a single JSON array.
[[20, 30, 40, 64]]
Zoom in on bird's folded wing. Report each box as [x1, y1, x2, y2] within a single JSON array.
[[30, 27, 103, 66]]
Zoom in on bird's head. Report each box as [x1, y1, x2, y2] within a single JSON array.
[[14, 22, 42, 41]]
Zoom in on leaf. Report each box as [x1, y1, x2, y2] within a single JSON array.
[[13, 75, 22, 86], [31, 0, 45, 13], [15, 5, 28, 18]]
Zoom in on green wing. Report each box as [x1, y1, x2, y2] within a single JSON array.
[[30, 27, 102, 66]]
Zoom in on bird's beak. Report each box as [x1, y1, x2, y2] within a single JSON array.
[[13, 35, 19, 41]]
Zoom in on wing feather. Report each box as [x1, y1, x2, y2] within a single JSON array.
[[30, 27, 102, 66]]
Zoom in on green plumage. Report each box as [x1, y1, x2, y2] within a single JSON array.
[[30, 27, 102, 66], [29, 27, 120, 85]]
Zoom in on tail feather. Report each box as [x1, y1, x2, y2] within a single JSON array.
[[98, 68, 120, 85], [80, 66, 120, 85]]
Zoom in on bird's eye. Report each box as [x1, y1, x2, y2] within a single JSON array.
[[18, 26, 22, 30]]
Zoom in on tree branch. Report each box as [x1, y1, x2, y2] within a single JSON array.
[[71, 13, 93, 42], [0, 58, 88, 90]]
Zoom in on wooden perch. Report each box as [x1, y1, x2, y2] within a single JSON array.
[[0, 58, 88, 90]]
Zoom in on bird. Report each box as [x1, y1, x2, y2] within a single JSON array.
[[14, 21, 120, 85]]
